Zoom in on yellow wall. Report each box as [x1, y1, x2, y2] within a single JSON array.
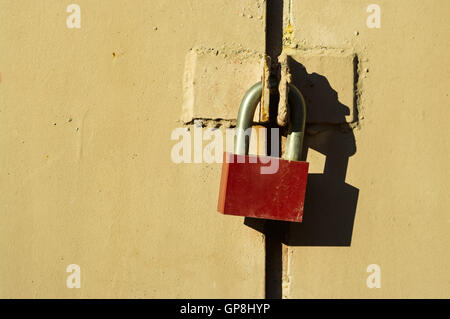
[[285, 0, 450, 298], [0, 0, 448, 298]]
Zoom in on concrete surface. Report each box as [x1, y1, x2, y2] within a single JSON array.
[[0, 0, 449, 298]]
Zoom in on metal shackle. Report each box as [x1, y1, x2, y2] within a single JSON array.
[[234, 81, 307, 161]]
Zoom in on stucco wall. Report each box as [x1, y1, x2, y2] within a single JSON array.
[[0, 0, 448, 298], [284, 0, 449, 298]]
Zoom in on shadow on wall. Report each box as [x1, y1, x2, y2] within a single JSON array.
[[286, 56, 359, 246], [244, 57, 360, 247]]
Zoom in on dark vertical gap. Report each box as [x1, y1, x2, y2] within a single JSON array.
[[265, 221, 284, 299], [264, 0, 285, 300], [265, 0, 284, 60], [352, 54, 360, 124]]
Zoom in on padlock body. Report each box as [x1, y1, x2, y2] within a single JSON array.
[[217, 152, 309, 222]]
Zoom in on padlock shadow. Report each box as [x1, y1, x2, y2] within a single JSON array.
[[285, 131, 359, 246], [284, 57, 360, 246]]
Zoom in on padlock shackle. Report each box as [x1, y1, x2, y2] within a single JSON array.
[[234, 82, 263, 156], [234, 81, 306, 161], [285, 83, 307, 161]]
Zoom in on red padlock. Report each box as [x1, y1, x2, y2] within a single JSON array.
[[217, 82, 309, 222]]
